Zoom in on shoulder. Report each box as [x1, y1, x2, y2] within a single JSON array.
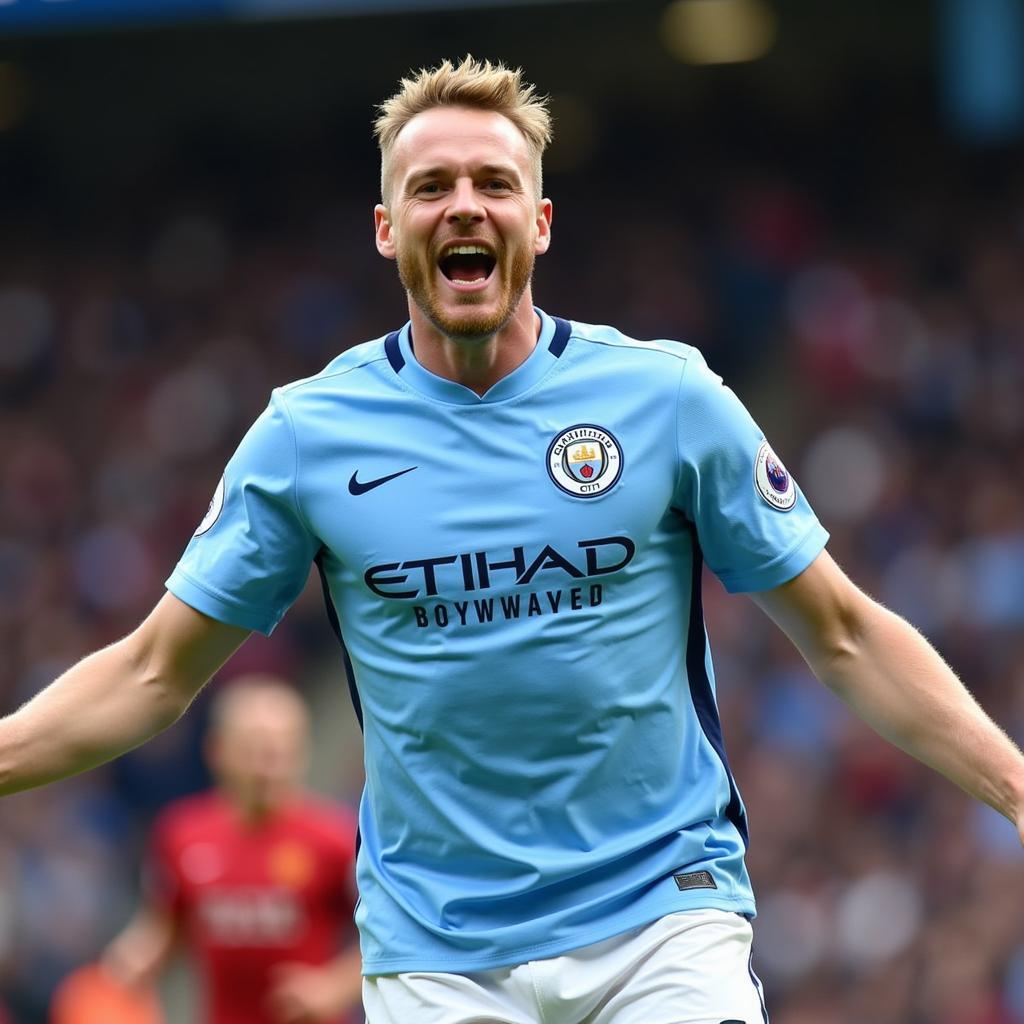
[[277, 335, 394, 403], [153, 791, 228, 846], [553, 317, 749, 438], [287, 795, 358, 854], [260, 336, 402, 445], [557, 318, 728, 407], [563, 318, 696, 367]]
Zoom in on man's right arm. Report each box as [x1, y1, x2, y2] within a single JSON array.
[[0, 592, 250, 795]]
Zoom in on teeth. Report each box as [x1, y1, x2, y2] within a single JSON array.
[[442, 244, 493, 258]]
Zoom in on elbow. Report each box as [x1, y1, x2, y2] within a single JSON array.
[[119, 633, 197, 730], [809, 592, 876, 693], [816, 638, 860, 698], [814, 594, 890, 697]]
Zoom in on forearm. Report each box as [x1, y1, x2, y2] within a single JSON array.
[[0, 638, 190, 795], [103, 908, 178, 989], [0, 593, 249, 796], [269, 944, 364, 1021], [815, 601, 1024, 823], [754, 552, 1024, 829]]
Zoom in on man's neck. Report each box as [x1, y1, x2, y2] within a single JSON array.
[[224, 787, 295, 827], [407, 296, 541, 397]]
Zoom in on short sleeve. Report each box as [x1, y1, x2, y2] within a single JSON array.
[[673, 349, 828, 593], [166, 390, 319, 634]]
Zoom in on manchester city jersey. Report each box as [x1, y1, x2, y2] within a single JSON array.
[[167, 309, 829, 974]]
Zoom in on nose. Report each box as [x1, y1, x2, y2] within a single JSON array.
[[446, 177, 485, 225]]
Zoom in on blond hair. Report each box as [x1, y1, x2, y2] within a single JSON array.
[[374, 55, 553, 203]]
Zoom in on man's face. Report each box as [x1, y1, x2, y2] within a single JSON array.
[[208, 690, 309, 816], [375, 106, 552, 340]]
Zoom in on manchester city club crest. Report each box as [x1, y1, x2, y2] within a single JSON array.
[[547, 424, 623, 498], [754, 440, 797, 511]]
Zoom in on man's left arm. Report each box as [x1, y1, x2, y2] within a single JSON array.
[[751, 549, 1024, 839]]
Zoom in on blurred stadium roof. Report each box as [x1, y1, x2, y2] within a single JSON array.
[[0, 0, 600, 34], [0, 0, 1019, 229], [0, 0, 941, 139]]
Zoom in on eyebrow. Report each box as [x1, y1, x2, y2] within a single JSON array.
[[477, 164, 522, 180], [404, 163, 523, 188]]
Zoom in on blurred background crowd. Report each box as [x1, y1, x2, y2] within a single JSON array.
[[1, 0, 1024, 1021]]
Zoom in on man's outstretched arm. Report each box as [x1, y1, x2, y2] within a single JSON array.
[[0, 593, 250, 795], [752, 550, 1024, 838]]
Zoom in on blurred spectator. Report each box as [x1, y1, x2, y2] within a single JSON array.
[[102, 676, 361, 1024]]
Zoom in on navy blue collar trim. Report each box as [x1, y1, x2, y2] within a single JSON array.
[[549, 317, 571, 357], [384, 330, 404, 372], [387, 315, 566, 375]]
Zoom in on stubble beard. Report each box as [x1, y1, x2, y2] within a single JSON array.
[[396, 242, 535, 342]]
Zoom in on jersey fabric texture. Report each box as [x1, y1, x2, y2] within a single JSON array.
[[147, 791, 358, 1024], [166, 310, 829, 975]]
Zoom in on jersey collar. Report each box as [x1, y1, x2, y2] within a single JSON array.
[[386, 308, 568, 405]]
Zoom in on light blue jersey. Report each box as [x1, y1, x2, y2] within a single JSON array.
[[167, 309, 828, 974]]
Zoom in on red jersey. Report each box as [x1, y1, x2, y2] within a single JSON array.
[[147, 790, 359, 1024]]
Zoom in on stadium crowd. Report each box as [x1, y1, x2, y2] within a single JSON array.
[[1, 145, 1023, 1023]]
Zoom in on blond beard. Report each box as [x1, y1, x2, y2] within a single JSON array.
[[396, 243, 535, 341]]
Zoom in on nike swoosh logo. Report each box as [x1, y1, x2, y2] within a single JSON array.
[[348, 466, 418, 495]]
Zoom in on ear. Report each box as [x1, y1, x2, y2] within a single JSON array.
[[375, 204, 397, 260], [534, 198, 553, 256]]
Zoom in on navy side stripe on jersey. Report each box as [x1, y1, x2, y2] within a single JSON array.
[[683, 522, 749, 848], [315, 549, 364, 731]]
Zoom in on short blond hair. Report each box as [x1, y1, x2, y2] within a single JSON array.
[[374, 55, 553, 203]]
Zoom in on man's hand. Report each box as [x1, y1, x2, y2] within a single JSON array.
[[101, 907, 177, 991], [266, 957, 361, 1024]]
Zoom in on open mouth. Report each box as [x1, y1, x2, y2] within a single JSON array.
[[438, 245, 497, 286]]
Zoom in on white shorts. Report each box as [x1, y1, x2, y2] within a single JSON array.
[[363, 909, 769, 1024]]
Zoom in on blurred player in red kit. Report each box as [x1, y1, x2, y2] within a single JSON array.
[[103, 675, 362, 1024]]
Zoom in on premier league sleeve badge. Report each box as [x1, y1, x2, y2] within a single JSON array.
[[754, 440, 797, 511]]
